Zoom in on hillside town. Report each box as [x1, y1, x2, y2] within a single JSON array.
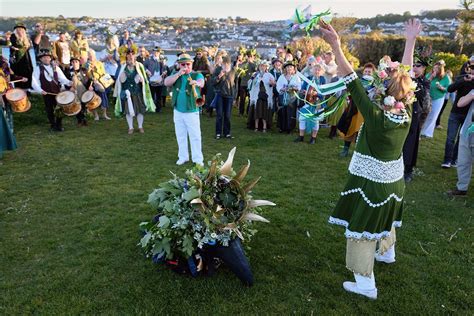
[[0, 14, 463, 52]]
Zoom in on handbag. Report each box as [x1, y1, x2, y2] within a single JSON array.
[[98, 73, 114, 89]]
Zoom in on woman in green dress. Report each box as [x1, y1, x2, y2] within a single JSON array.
[[319, 19, 422, 299]]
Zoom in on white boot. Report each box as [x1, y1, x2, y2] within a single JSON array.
[[343, 272, 378, 300], [375, 245, 396, 264]]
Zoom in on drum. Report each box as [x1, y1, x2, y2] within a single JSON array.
[[5, 88, 31, 112], [81, 90, 102, 111], [56, 91, 81, 116]]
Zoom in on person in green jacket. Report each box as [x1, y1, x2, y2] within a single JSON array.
[[320, 18, 422, 300], [164, 54, 205, 166]]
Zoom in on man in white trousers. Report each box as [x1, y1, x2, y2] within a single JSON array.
[[164, 53, 204, 166]]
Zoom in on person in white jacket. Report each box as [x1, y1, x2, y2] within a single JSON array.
[[248, 60, 275, 132], [31, 48, 72, 131]]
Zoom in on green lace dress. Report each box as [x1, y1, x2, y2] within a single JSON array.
[[329, 73, 411, 240]]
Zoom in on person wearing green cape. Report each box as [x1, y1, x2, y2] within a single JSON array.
[[320, 18, 422, 299], [1, 55, 28, 159], [114, 50, 155, 134], [0, 100, 17, 159]]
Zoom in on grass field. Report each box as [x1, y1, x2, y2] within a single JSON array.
[[0, 95, 472, 314]]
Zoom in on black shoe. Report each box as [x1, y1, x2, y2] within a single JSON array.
[[339, 147, 349, 157], [404, 173, 413, 183], [309, 137, 316, 144], [225, 134, 234, 139], [215, 134, 221, 140], [294, 136, 304, 143], [447, 189, 467, 197]]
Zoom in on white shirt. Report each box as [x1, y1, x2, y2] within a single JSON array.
[[58, 41, 70, 65], [276, 74, 301, 94], [31, 64, 72, 94]]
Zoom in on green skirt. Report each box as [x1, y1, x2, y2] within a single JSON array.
[[329, 152, 405, 240]]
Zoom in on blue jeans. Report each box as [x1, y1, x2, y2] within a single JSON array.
[[443, 112, 465, 164], [215, 94, 233, 136]]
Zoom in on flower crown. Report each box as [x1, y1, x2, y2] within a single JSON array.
[[365, 58, 417, 113]]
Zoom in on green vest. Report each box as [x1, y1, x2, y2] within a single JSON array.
[[171, 71, 202, 112]]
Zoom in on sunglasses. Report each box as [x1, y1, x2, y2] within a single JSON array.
[[180, 63, 191, 66], [413, 64, 423, 68], [468, 65, 474, 69]]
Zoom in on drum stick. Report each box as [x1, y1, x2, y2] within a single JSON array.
[[46, 92, 59, 96], [10, 79, 26, 84]]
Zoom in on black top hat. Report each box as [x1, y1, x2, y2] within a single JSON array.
[[14, 23, 27, 30], [272, 57, 284, 65], [38, 48, 52, 59], [283, 60, 296, 69]]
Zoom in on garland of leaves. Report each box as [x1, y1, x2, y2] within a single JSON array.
[[139, 148, 275, 262]]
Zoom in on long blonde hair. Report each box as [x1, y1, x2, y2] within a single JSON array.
[[434, 61, 446, 79], [386, 71, 413, 101], [13, 28, 31, 49]]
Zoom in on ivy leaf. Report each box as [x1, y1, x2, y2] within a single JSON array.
[[152, 242, 164, 255], [158, 215, 170, 228], [161, 237, 171, 256], [140, 232, 152, 248], [182, 235, 194, 257], [182, 187, 200, 202]]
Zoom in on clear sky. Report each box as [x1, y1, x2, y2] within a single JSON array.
[[0, 0, 461, 21]]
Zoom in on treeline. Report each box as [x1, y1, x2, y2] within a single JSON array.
[[357, 9, 461, 28], [347, 34, 471, 74]]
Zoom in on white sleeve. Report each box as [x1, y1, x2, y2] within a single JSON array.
[[56, 66, 72, 86], [31, 66, 43, 93], [294, 76, 302, 90], [276, 75, 286, 93]]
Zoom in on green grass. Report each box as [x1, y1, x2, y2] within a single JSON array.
[[1, 95, 472, 314]]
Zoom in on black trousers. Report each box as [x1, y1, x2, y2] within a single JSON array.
[[76, 102, 87, 123], [150, 85, 163, 112], [43, 94, 62, 129], [237, 86, 248, 115], [403, 110, 421, 174]]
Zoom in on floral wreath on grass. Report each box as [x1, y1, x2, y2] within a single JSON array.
[[365, 58, 417, 115], [139, 147, 275, 271]]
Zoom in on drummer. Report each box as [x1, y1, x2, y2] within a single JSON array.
[[66, 56, 91, 126], [1, 55, 27, 159], [31, 48, 73, 132]]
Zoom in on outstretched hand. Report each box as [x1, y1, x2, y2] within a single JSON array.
[[318, 20, 340, 48], [404, 19, 422, 40]]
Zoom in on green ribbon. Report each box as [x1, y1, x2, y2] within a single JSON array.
[[298, 92, 348, 121], [304, 9, 331, 35]]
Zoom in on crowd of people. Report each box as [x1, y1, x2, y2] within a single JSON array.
[[0, 18, 473, 300], [0, 21, 473, 185]]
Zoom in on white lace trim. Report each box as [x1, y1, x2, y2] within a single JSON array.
[[328, 216, 402, 240], [340, 187, 403, 208], [343, 72, 358, 85], [384, 110, 410, 124], [349, 151, 404, 183]]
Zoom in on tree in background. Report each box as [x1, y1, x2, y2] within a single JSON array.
[[455, 0, 473, 54]]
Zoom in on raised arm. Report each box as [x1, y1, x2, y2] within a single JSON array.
[[401, 19, 422, 68]]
